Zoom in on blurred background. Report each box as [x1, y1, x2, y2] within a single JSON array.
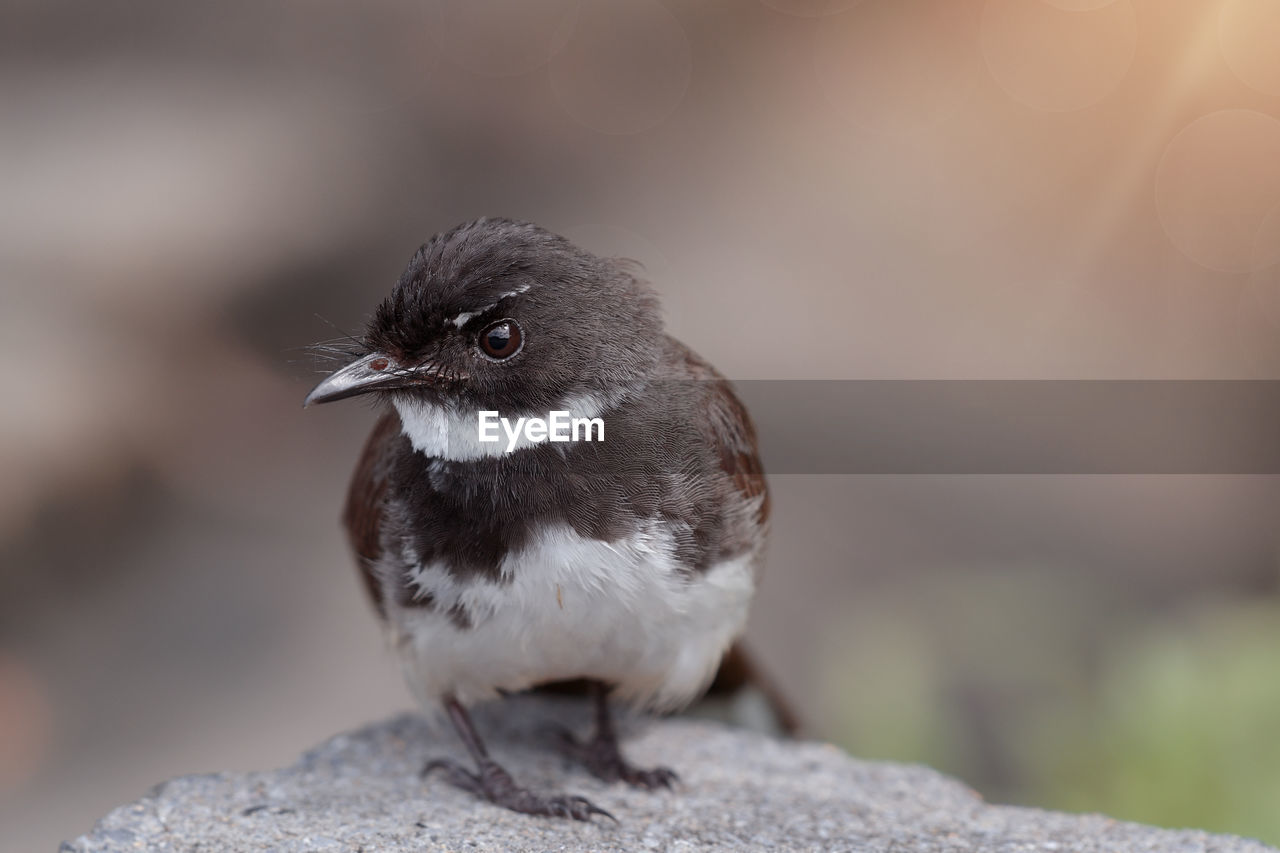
[[3, 0, 1280, 848]]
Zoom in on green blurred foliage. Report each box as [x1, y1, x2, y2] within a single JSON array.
[[1031, 602, 1280, 845], [822, 574, 1280, 847]]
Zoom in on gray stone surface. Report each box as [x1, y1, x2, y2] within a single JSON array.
[[65, 696, 1275, 852]]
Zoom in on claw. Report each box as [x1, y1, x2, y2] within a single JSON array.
[[422, 756, 614, 822], [629, 765, 679, 790], [421, 758, 489, 797], [420, 758, 457, 780], [567, 796, 617, 823], [549, 728, 678, 791]]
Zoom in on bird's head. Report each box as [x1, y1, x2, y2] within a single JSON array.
[[305, 218, 663, 421]]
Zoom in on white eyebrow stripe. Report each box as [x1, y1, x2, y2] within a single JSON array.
[[449, 309, 484, 329], [446, 283, 534, 329], [496, 283, 532, 299]]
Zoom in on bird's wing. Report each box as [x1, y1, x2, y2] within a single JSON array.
[[657, 339, 794, 726], [341, 409, 404, 620], [665, 336, 770, 529]]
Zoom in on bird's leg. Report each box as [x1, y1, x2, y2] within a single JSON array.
[[552, 681, 678, 790], [423, 695, 614, 822]]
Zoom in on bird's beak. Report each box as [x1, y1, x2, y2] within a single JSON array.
[[304, 352, 462, 407]]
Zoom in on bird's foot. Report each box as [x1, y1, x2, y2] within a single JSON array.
[[422, 757, 615, 822], [550, 726, 679, 790]]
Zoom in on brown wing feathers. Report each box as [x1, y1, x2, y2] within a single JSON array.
[[341, 410, 402, 620]]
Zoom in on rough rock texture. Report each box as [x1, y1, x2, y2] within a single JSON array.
[[65, 696, 1275, 853]]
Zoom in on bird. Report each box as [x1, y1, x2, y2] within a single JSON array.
[[305, 217, 769, 821]]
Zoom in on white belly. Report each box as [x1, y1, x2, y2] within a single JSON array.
[[387, 520, 757, 712]]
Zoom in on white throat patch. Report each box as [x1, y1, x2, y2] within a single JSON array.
[[393, 392, 613, 461]]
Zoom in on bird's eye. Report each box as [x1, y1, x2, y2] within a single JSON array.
[[478, 319, 523, 360]]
